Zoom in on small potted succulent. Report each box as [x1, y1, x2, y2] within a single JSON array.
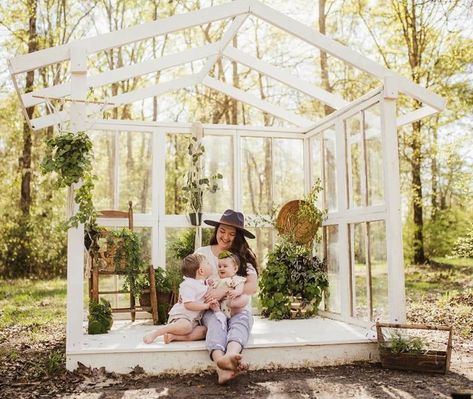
[[182, 137, 222, 226]]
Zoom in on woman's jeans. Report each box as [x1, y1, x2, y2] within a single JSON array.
[[202, 309, 254, 359]]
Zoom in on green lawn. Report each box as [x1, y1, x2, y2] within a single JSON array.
[[0, 279, 67, 343]]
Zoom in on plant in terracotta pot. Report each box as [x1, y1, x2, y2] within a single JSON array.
[[181, 137, 222, 226]]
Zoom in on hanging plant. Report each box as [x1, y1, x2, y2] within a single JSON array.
[[41, 130, 96, 229]]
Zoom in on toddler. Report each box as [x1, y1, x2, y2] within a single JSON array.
[[209, 251, 249, 327], [143, 253, 216, 344]]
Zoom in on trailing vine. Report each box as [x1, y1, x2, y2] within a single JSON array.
[[109, 228, 146, 298], [41, 130, 96, 229]]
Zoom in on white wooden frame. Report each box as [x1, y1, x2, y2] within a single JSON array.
[[8, 0, 438, 350]]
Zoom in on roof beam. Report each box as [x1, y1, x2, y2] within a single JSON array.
[[223, 45, 348, 109], [22, 43, 219, 108], [202, 76, 312, 127], [29, 74, 200, 130], [396, 105, 438, 127], [197, 14, 248, 81], [9, 0, 250, 74], [249, 0, 445, 111]]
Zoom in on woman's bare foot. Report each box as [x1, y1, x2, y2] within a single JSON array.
[[217, 367, 236, 385], [216, 354, 243, 371], [163, 333, 174, 344]]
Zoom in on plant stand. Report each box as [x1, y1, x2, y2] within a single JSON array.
[[376, 322, 453, 374]]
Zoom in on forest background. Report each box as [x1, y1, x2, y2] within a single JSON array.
[[0, 0, 472, 280]]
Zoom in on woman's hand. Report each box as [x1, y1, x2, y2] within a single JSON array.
[[204, 286, 228, 303]]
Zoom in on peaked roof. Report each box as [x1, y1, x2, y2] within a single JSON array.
[[9, 0, 445, 132]]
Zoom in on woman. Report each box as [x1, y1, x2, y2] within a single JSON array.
[[168, 209, 257, 384]]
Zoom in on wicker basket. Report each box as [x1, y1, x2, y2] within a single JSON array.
[[276, 200, 320, 245], [96, 233, 127, 272]]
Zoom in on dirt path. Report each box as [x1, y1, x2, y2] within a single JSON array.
[[1, 338, 471, 399]]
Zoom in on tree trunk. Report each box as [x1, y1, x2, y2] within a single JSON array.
[[318, 0, 335, 116], [231, 35, 239, 124], [430, 119, 439, 218], [20, 0, 38, 216], [411, 119, 425, 264]]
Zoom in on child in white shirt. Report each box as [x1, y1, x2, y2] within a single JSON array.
[[143, 253, 216, 344]]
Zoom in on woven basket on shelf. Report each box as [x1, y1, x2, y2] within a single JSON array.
[[276, 200, 320, 245], [95, 233, 127, 272]]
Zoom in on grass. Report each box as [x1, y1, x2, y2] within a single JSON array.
[[0, 279, 67, 343]]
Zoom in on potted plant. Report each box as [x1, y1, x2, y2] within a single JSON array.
[[376, 322, 453, 374], [181, 137, 222, 226], [259, 181, 328, 320], [259, 239, 328, 319], [88, 298, 113, 334]]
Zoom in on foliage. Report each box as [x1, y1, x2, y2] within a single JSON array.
[[87, 298, 113, 334], [181, 137, 222, 214], [107, 228, 146, 298], [259, 239, 328, 320], [41, 131, 96, 229], [452, 225, 473, 258], [169, 228, 212, 260], [381, 331, 425, 354]]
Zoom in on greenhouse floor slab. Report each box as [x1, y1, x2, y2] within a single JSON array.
[[66, 317, 379, 374]]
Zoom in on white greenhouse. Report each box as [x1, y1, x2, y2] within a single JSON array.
[[9, 0, 445, 373]]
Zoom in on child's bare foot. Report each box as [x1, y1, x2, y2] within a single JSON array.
[[143, 331, 160, 344], [217, 367, 236, 385], [163, 333, 174, 344], [216, 354, 242, 371]]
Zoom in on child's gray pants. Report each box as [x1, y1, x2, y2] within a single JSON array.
[[202, 309, 254, 359]]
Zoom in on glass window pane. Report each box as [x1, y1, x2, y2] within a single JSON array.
[[325, 225, 340, 313], [273, 138, 304, 206], [165, 133, 191, 215], [202, 134, 233, 213], [241, 137, 272, 215], [90, 130, 114, 210], [346, 114, 365, 208], [311, 135, 323, 209], [364, 104, 384, 206], [118, 131, 152, 213], [369, 220, 388, 321], [323, 127, 337, 212], [350, 223, 369, 320]]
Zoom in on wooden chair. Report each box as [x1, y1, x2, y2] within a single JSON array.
[[88, 201, 158, 325]]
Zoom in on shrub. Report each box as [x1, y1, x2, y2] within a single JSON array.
[[452, 225, 473, 258]]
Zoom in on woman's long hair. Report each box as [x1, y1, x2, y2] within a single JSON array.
[[209, 226, 258, 277]]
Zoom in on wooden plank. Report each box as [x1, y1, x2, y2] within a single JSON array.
[[380, 95, 406, 323], [202, 76, 312, 127], [23, 44, 219, 108], [197, 14, 248, 81], [250, 0, 445, 111], [30, 74, 200, 130], [223, 46, 348, 109], [397, 105, 438, 127], [10, 0, 250, 74]]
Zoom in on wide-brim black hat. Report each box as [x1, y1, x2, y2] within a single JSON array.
[[204, 209, 255, 239]]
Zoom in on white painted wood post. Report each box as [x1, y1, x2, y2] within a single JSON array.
[[66, 44, 87, 357], [381, 77, 406, 322], [335, 117, 351, 320]]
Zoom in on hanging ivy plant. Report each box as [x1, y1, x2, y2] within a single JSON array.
[[41, 130, 96, 229]]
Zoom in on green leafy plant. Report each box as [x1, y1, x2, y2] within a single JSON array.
[[41, 131, 96, 229], [88, 298, 113, 334], [381, 331, 426, 354], [297, 179, 325, 244], [181, 137, 222, 215], [259, 239, 328, 320], [169, 228, 212, 259], [108, 228, 146, 298]]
